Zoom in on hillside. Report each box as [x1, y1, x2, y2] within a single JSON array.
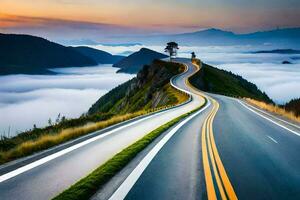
[[72, 46, 124, 64], [113, 48, 168, 74], [0, 33, 97, 75], [89, 59, 187, 115], [283, 98, 300, 117], [0, 59, 188, 164], [189, 62, 273, 103]]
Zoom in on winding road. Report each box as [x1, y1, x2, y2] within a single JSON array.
[[1, 58, 300, 200]]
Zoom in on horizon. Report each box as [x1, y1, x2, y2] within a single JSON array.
[[1, 0, 300, 41], [2, 26, 300, 45]]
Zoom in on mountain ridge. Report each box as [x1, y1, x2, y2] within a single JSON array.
[[136, 27, 300, 46], [0, 33, 124, 75]]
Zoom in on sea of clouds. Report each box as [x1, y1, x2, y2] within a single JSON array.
[[90, 44, 300, 104], [1, 44, 300, 136], [0, 65, 134, 136]]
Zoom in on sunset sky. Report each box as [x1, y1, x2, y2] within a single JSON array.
[[1, 0, 300, 41]]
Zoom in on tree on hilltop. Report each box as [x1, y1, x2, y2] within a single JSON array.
[[165, 42, 179, 61]]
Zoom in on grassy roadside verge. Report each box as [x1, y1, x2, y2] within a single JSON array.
[[52, 103, 205, 200], [0, 63, 188, 165], [245, 98, 300, 123], [0, 104, 181, 164]]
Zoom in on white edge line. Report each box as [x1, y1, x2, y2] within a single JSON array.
[[0, 110, 176, 183], [108, 100, 211, 200], [267, 135, 278, 144], [238, 100, 300, 137], [0, 62, 195, 183], [242, 100, 300, 130]]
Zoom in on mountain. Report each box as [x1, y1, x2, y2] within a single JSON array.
[[189, 61, 273, 103], [72, 46, 124, 64], [137, 27, 300, 47], [253, 49, 300, 54], [113, 48, 168, 74], [0, 33, 97, 75], [89, 59, 187, 115]]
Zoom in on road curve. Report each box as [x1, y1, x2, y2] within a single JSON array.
[[0, 58, 205, 200], [106, 60, 300, 200]]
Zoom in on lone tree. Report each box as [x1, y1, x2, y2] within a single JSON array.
[[165, 42, 179, 61], [191, 52, 196, 61]]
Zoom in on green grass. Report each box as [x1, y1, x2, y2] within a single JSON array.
[[88, 60, 186, 115], [189, 62, 273, 103], [0, 61, 188, 164], [52, 105, 205, 200]]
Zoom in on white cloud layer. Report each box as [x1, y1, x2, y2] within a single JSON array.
[[1, 45, 300, 136], [91, 44, 300, 105], [0, 65, 134, 136]]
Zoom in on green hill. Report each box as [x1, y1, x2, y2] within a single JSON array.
[[189, 62, 273, 103], [89, 59, 187, 115], [0, 59, 188, 164]]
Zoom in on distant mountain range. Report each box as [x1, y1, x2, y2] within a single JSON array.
[[53, 27, 300, 47], [0, 34, 124, 75], [113, 48, 168, 74], [134, 27, 300, 47]]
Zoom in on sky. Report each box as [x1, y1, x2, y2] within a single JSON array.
[[1, 0, 300, 41]]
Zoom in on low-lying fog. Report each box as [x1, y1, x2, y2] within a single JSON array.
[[0, 65, 134, 136], [91, 44, 300, 104], [1, 44, 300, 136]]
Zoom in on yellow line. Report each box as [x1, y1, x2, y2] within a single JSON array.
[[202, 109, 217, 200], [186, 59, 237, 200], [206, 102, 228, 200], [209, 100, 238, 200]]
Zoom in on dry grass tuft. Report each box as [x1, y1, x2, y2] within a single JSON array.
[[245, 98, 300, 123], [0, 66, 190, 164], [0, 111, 148, 163]]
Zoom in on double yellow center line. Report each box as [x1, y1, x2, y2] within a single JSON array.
[[185, 60, 237, 199], [202, 98, 238, 200]]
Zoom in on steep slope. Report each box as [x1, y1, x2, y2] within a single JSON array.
[[72, 46, 124, 64], [0, 59, 188, 164], [0, 33, 97, 75], [113, 48, 168, 74], [189, 62, 273, 103], [89, 59, 187, 115]]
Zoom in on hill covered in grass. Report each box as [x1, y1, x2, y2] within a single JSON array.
[[89, 59, 188, 115], [0, 60, 188, 164], [113, 48, 168, 74], [189, 62, 273, 103]]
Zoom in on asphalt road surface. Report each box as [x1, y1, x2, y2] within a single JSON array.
[[0, 59, 204, 200], [107, 60, 300, 200], [1, 58, 300, 200]]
